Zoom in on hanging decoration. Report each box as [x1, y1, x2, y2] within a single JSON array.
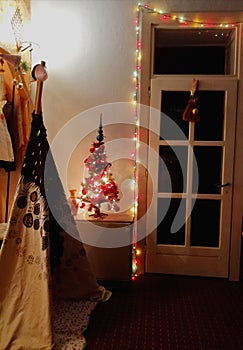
[[136, 3, 237, 27], [78, 114, 120, 219], [11, 6, 23, 52], [0, 0, 35, 72], [182, 78, 200, 122], [130, 3, 143, 280]]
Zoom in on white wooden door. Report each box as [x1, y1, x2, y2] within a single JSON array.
[[146, 76, 237, 277]]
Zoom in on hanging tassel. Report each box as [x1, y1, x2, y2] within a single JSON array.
[[182, 78, 200, 122]]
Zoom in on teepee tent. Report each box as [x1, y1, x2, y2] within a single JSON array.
[[0, 61, 110, 350]]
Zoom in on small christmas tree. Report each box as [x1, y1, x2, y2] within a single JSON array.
[[79, 114, 120, 218]]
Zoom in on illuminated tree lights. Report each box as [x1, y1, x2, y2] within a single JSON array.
[[79, 114, 120, 218]]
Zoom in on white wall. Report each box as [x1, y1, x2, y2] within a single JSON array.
[[30, 0, 137, 199], [29, 0, 243, 201], [29, 0, 243, 139], [30, 0, 137, 138]]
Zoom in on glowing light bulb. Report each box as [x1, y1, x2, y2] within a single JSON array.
[[136, 249, 141, 255], [132, 262, 138, 273], [131, 207, 135, 214]]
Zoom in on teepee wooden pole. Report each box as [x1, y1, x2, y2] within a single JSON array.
[[34, 78, 43, 114], [33, 61, 47, 114]]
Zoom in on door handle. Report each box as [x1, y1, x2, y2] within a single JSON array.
[[216, 182, 231, 188]]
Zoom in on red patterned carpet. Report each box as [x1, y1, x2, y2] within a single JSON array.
[[85, 274, 243, 350]]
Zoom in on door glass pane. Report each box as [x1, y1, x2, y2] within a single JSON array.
[[153, 28, 235, 75], [154, 46, 225, 75], [160, 91, 189, 140], [192, 146, 222, 194], [157, 198, 186, 245], [194, 91, 225, 141], [190, 199, 220, 247], [159, 146, 187, 193]]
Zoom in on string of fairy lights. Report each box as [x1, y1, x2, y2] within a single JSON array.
[[135, 2, 238, 27], [131, 2, 238, 279], [130, 3, 142, 280]]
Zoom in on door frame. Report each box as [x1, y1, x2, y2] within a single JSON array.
[[137, 12, 243, 280]]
